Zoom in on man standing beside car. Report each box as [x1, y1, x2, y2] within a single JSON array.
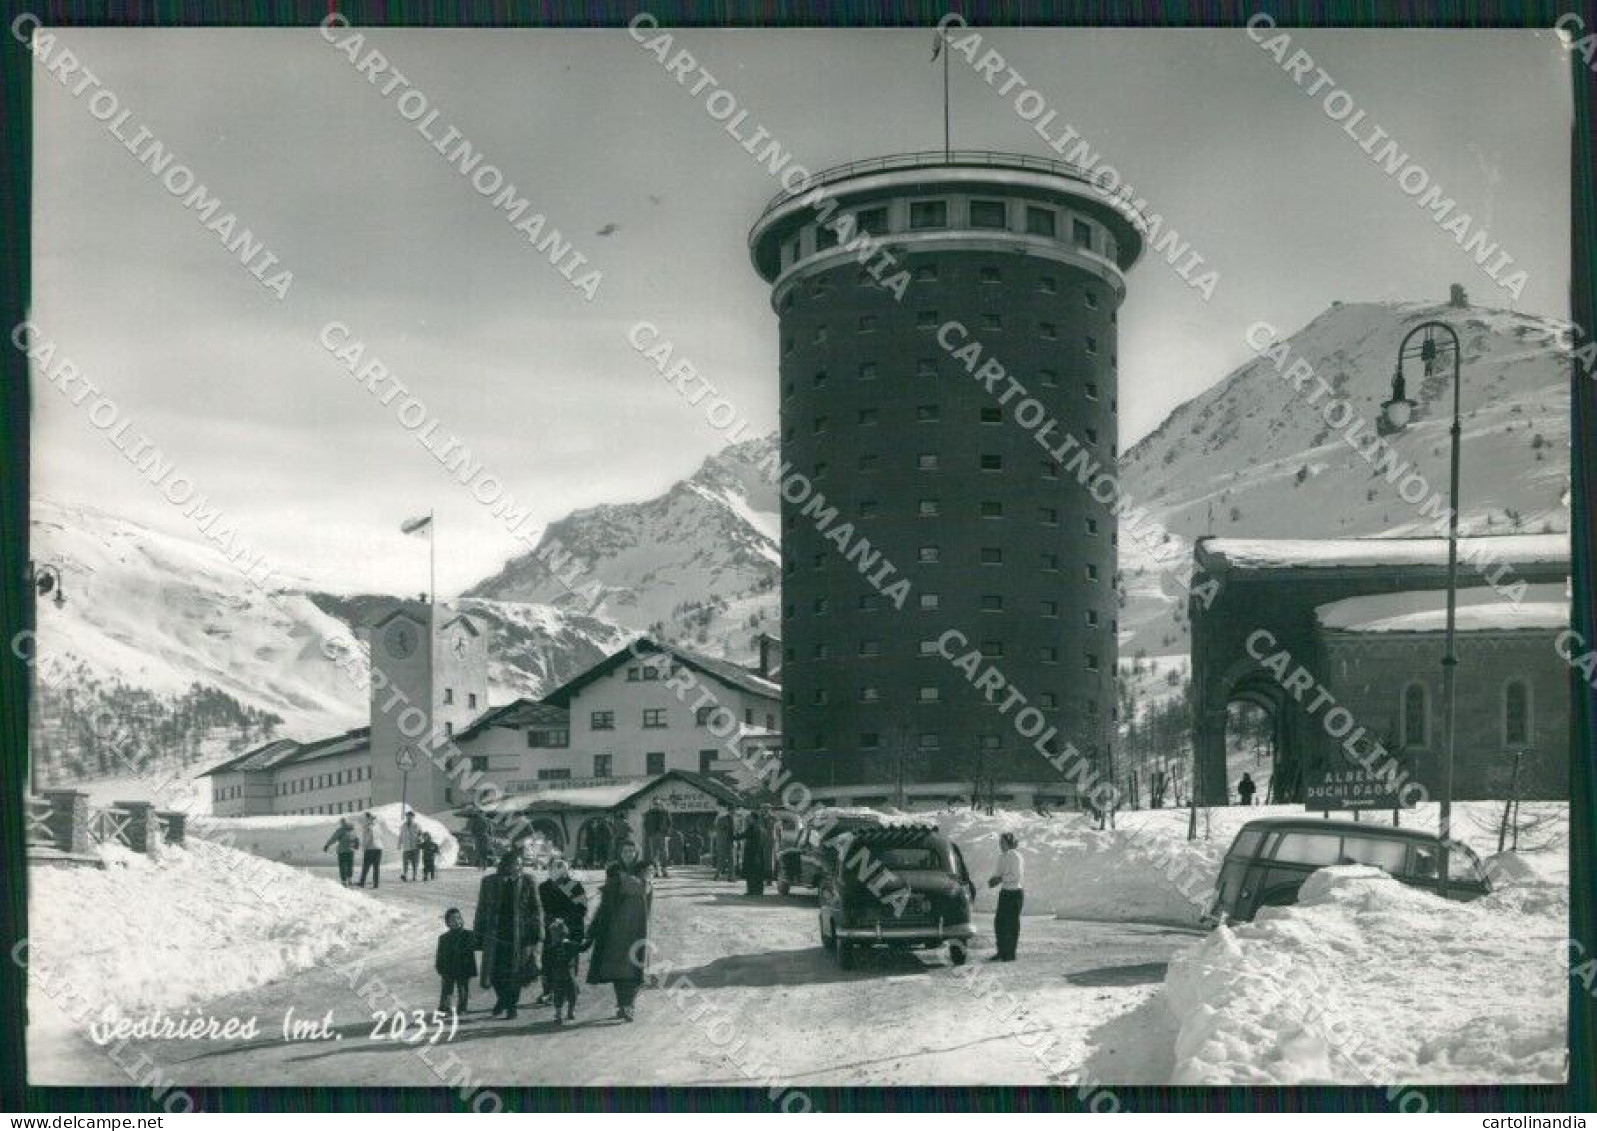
[[987, 832, 1024, 961]]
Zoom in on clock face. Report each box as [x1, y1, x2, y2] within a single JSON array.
[[384, 621, 418, 659], [451, 634, 469, 660]]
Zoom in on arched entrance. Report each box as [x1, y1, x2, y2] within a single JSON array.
[[575, 817, 613, 868], [530, 818, 565, 853], [1226, 687, 1282, 804], [1195, 653, 1301, 803]]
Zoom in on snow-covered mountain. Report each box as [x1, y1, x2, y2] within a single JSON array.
[[464, 432, 782, 657], [29, 298, 1571, 787], [27, 500, 633, 784], [30, 498, 370, 738], [1116, 300, 1572, 658]]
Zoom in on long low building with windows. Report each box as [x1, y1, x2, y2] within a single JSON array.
[[204, 631, 784, 818]]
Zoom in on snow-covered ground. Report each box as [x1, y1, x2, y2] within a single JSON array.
[[1163, 864, 1567, 1084], [25, 839, 405, 1077], [195, 801, 459, 867], [923, 800, 1566, 926], [25, 799, 1566, 1087]]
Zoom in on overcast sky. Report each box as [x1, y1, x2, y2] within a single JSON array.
[[30, 26, 1572, 596]]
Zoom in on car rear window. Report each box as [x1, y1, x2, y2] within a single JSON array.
[[1338, 836, 1407, 872], [1227, 828, 1265, 860], [875, 846, 944, 870], [1271, 831, 1342, 866]]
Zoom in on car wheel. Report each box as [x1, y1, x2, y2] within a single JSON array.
[[778, 880, 790, 896], [838, 941, 857, 970], [948, 943, 968, 966]]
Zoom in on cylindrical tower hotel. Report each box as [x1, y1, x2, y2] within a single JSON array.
[[749, 152, 1144, 804]]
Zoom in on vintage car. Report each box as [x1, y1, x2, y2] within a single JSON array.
[[817, 823, 978, 968], [775, 807, 888, 895], [1204, 816, 1493, 925]]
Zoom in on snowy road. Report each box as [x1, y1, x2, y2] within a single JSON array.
[[33, 864, 1198, 1089]]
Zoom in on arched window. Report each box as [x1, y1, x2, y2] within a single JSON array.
[[1400, 681, 1429, 748], [1503, 680, 1532, 748]]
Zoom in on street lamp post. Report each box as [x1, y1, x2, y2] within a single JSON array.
[[1380, 319, 1462, 898]]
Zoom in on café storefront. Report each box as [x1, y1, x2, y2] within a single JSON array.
[[489, 769, 744, 868]]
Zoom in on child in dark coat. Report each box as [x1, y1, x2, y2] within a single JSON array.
[[419, 832, 440, 881], [435, 908, 478, 1015], [544, 919, 582, 1022]]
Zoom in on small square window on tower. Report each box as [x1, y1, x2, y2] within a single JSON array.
[[909, 199, 948, 229], [970, 200, 1007, 229]]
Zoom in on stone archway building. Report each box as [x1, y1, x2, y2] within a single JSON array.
[[1189, 533, 1570, 805]]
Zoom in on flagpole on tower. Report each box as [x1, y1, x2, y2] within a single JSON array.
[[933, 24, 951, 161]]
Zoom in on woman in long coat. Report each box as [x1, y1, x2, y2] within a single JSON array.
[[736, 809, 769, 897], [585, 863, 651, 1021], [473, 850, 543, 1020]]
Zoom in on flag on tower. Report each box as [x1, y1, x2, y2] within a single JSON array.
[[400, 514, 433, 536]]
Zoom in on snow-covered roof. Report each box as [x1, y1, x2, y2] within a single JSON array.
[[202, 730, 371, 777], [1317, 583, 1569, 634], [542, 637, 780, 706], [496, 782, 643, 811], [1200, 533, 1569, 573], [490, 770, 742, 814]]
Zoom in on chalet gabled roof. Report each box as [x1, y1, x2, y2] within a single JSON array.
[[541, 638, 780, 708], [451, 699, 569, 744]]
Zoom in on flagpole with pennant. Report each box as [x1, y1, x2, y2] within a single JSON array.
[[401, 510, 435, 609], [932, 24, 951, 161]]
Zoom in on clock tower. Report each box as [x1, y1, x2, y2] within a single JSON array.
[[366, 603, 488, 815]]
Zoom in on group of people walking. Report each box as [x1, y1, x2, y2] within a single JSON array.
[[710, 802, 782, 896], [436, 839, 655, 1025], [323, 810, 439, 888]]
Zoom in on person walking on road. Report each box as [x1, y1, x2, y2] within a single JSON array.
[[643, 799, 672, 879], [764, 808, 782, 882], [419, 831, 439, 880], [357, 811, 386, 888], [536, 858, 588, 1005], [434, 907, 477, 1015], [585, 862, 651, 1022], [398, 810, 421, 881], [323, 817, 358, 886], [473, 850, 542, 1020], [616, 839, 650, 882], [986, 832, 1025, 962], [735, 806, 770, 897], [1238, 773, 1257, 806], [712, 804, 734, 880]]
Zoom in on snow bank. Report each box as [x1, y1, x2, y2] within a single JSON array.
[[194, 802, 458, 867], [1164, 866, 1567, 1085], [913, 800, 1566, 925], [931, 807, 1221, 924], [26, 840, 405, 1049]]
